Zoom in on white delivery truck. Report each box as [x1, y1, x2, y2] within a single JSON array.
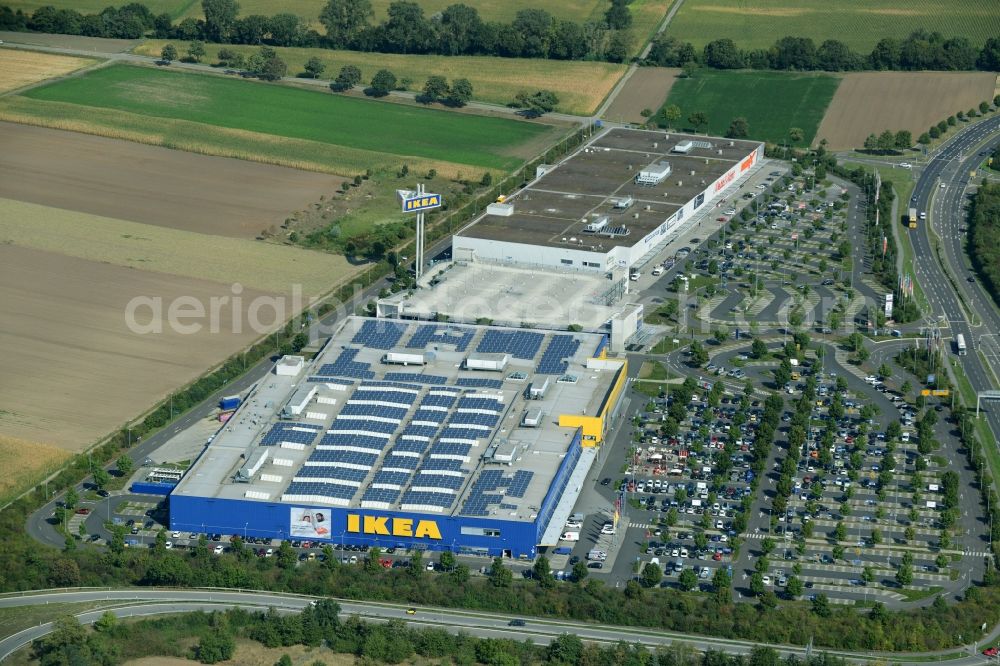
[[561, 531, 580, 542]]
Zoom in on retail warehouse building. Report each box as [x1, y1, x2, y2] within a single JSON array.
[[452, 127, 764, 273], [169, 317, 627, 558]]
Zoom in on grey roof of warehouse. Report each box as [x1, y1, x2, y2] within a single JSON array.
[[456, 127, 762, 250], [172, 317, 619, 524]]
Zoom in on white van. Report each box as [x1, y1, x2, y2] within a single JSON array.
[[561, 531, 580, 542]]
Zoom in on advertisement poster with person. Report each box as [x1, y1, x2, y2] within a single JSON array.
[[290, 507, 331, 538]]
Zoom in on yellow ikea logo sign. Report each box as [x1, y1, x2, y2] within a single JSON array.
[[346, 514, 442, 539], [403, 194, 441, 211]]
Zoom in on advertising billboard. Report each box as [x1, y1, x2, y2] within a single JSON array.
[[290, 507, 332, 538], [694, 192, 705, 209]]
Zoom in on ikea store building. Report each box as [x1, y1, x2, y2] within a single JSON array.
[[169, 316, 627, 558]]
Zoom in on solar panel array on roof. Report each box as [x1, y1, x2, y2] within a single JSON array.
[[450, 412, 499, 427], [381, 452, 421, 469], [361, 487, 400, 505], [406, 325, 476, 352], [476, 330, 544, 360], [438, 426, 488, 443], [383, 372, 448, 385], [429, 442, 472, 459], [456, 396, 503, 411], [354, 386, 419, 404], [455, 377, 503, 389], [391, 439, 429, 454], [421, 393, 458, 407], [317, 348, 375, 380], [459, 468, 535, 516], [295, 466, 367, 484], [328, 418, 398, 435], [506, 470, 534, 498], [401, 490, 456, 509], [351, 319, 407, 349], [414, 471, 465, 490], [401, 425, 439, 439], [419, 458, 466, 472], [306, 450, 378, 469], [319, 433, 387, 449], [260, 422, 323, 447], [537, 335, 581, 375], [284, 481, 356, 501], [372, 470, 411, 487], [339, 403, 409, 420]]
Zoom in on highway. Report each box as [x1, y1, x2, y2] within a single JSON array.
[[3, 588, 1000, 665], [909, 117, 1000, 449]]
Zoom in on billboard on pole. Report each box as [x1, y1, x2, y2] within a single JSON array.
[[398, 190, 443, 213]]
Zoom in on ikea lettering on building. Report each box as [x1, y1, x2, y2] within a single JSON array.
[[168, 316, 627, 558], [401, 193, 442, 212]]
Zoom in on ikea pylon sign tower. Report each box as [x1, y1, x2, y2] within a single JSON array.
[[398, 185, 442, 281]]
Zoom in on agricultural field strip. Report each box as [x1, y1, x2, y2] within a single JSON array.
[[0, 95, 483, 179], [0, 198, 351, 296], [22, 64, 545, 170], [133, 40, 626, 116], [662, 70, 840, 145], [0, 49, 97, 94], [0, 121, 338, 240], [666, 0, 999, 52], [814, 72, 998, 150]]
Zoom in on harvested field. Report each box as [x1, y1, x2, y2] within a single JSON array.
[[0, 49, 94, 93], [630, 0, 675, 53], [0, 244, 277, 453], [603, 66, 678, 124], [0, 434, 70, 505], [815, 72, 999, 150], [0, 122, 339, 239], [0, 198, 353, 296], [135, 40, 626, 116], [23, 64, 549, 170], [666, 0, 1000, 51], [0, 30, 140, 53]]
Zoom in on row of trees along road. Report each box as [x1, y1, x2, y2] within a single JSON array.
[[0, 0, 637, 63]]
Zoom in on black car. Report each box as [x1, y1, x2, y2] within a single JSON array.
[[967, 276, 976, 283], [600, 477, 611, 486], [509, 619, 527, 627], [587, 561, 604, 569], [97, 489, 110, 498]]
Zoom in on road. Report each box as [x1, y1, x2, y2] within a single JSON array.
[[3, 588, 1000, 664], [909, 117, 1000, 450]]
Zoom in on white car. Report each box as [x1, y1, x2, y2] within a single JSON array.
[[762, 575, 772, 585], [899, 162, 912, 169], [165, 541, 172, 549], [600, 522, 615, 534], [172, 531, 180, 538], [426, 562, 435, 571], [939, 182, 946, 188], [213, 544, 224, 555]]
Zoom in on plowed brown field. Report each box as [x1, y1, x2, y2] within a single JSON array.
[[603, 67, 680, 124], [815, 72, 998, 150], [0, 122, 338, 238]]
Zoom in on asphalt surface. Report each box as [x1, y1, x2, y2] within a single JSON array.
[[909, 117, 1000, 442], [3, 588, 1000, 665]]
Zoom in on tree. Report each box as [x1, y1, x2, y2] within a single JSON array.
[[689, 340, 709, 367], [703, 38, 742, 68], [835, 521, 847, 541], [422, 74, 449, 102], [605, 30, 632, 63], [331, 64, 362, 92], [727, 116, 749, 139], [160, 43, 177, 63], [811, 593, 831, 617], [197, 629, 236, 663], [662, 104, 681, 129], [489, 557, 512, 587], [533, 555, 554, 588], [895, 130, 912, 149], [678, 567, 698, 591], [752, 338, 768, 359], [788, 127, 805, 144], [64, 486, 78, 511], [896, 563, 913, 586], [445, 78, 473, 107], [749, 572, 765, 596], [572, 560, 589, 583], [369, 69, 397, 97], [187, 40, 206, 62], [688, 111, 708, 132], [786, 575, 803, 597], [303, 56, 325, 79], [320, 0, 372, 47], [248, 46, 286, 81], [514, 89, 560, 116], [92, 467, 110, 490], [438, 550, 455, 571], [202, 0, 239, 43]]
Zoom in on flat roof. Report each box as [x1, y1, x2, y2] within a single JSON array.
[[457, 127, 761, 250], [172, 317, 619, 524], [380, 261, 636, 330]]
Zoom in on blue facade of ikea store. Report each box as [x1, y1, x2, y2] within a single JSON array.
[[169, 430, 583, 558]]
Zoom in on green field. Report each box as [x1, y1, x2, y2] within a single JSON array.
[[135, 40, 626, 116], [666, 0, 999, 52], [22, 64, 549, 170], [2, 0, 197, 18], [662, 70, 840, 145]]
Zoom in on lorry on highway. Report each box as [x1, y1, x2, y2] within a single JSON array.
[[907, 207, 918, 229], [955, 333, 967, 356], [220, 395, 241, 410]]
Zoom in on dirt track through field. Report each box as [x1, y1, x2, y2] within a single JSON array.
[[0, 244, 277, 452], [815, 72, 998, 150], [0, 122, 338, 238], [602, 67, 679, 124]]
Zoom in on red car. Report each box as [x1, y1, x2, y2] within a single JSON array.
[[983, 647, 999, 657], [75, 508, 90, 515], [713, 551, 723, 561]]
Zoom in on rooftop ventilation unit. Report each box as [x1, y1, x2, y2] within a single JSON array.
[[635, 160, 671, 186], [613, 196, 634, 209], [672, 140, 694, 154], [584, 216, 609, 233], [528, 377, 550, 399], [235, 449, 269, 483], [487, 202, 514, 216]]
